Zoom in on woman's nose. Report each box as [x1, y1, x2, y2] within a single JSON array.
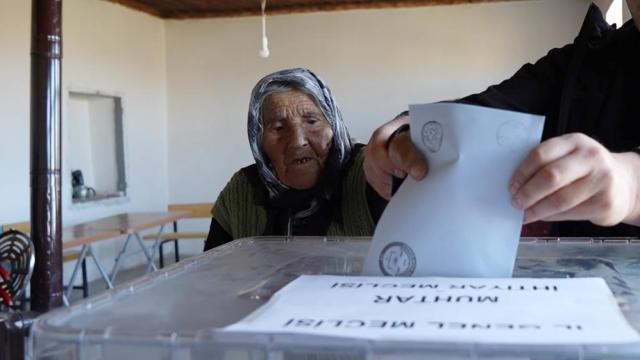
[[288, 125, 308, 147]]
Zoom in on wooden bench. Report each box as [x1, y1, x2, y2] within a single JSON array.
[[143, 203, 213, 267], [1, 221, 91, 299]]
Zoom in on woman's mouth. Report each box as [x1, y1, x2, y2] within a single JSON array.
[[291, 157, 314, 165]]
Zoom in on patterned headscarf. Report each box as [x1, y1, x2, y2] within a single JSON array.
[[247, 68, 353, 199]]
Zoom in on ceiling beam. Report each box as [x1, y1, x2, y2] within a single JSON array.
[[107, 0, 167, 18], [106, 0, 523, 19]]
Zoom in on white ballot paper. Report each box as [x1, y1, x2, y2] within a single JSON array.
[[225, 275, 640, 345], [364, 103, 545, 277]]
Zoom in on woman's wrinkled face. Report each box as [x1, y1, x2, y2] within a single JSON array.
[[261, 90, 334, 190]]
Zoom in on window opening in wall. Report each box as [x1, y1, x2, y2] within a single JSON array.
[[68, 92, 126, 203]]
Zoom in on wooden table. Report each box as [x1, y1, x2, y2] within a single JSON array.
[[69, 212, 189, 234], [61, 212, 190, 303], [62, 227, 121, 305], [94, 212, 190, 282], [63, 226, 121, 249]]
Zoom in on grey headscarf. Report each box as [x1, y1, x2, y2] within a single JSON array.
[[247, 68, 353, 199]]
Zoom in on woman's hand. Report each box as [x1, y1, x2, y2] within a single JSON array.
[[510, 133, 640, 227], [363, 114, 428, 199]]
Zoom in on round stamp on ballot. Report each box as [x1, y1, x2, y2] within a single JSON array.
[[421, 121, 443, 153], [379, 242, 417, 276]]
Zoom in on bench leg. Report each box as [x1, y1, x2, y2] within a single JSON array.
[[69, 259, 89, 298], [159, 241, 165, 268], [65, 245, 90, 301], [172, 220, 180, 263], [81, 258, 89, 298], [159, 239, 180, 268]]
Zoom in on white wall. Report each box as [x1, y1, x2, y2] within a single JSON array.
[[63, 0, 168, 222], [0, 0, 30, 227], [165, 0, 591, 214], [594, 0, 628, 25], [67, 95, 118, 192], [88, 97, 118, 192], [67, 97, 95, 186], [0, 0, 169, 279]]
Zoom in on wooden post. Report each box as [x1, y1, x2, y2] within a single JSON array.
[[30, 0, 63, 312]]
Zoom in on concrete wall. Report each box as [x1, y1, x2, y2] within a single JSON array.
[[0, 0, 169, 280]]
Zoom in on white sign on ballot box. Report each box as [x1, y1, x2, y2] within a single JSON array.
[[225, 275, 640, 345]]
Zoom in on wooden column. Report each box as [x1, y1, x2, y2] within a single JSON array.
[[30, 0, 63, 312]]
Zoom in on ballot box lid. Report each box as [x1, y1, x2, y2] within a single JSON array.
[[30, 237, 640, 359]]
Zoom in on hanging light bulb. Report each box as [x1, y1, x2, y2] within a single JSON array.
[[260, 0, 270, 58]]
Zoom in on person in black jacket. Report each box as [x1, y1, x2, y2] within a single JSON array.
[[364, 2, 640, 237]]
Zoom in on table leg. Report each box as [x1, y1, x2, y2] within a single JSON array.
[[147, 225, 166, 272], [133, 231, 159, 273], [110, 233, 132, 283], [64, 245, 90, 301], [87, 244, 113, 290]]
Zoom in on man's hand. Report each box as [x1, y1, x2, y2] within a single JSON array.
[[363, 114, 428, 199], [510, 133, 640, 227]]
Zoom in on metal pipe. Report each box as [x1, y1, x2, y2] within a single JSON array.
[[0, 312, 37, 359], [30, 0, 63, 312]]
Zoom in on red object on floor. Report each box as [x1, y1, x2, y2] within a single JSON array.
[[0, 263, 13, 306], [0, 264, 9, 281], [0, 288, 13, 307]]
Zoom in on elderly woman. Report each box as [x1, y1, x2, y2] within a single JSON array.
[[204, 68, 383, 250]]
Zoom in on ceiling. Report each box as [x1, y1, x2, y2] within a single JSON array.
[[104, 0, 516, 19]]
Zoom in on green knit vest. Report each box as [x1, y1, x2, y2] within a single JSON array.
[[212, 148, 374, 239]]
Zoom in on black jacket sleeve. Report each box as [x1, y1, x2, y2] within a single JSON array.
[[458, 44, 574, 120]]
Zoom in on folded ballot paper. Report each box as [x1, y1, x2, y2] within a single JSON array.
[[364, 103, 544, 277]]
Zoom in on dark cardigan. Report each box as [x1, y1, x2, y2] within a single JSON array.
[[205, 145, 385, 250]]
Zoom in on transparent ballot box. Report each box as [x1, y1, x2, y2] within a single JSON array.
[[30, 237, 640, 359]]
